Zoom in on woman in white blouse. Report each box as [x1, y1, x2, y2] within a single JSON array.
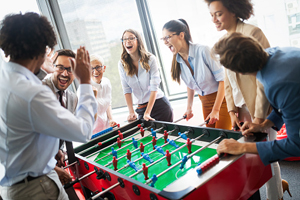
[[161, 19, 231, 129], [91, 54, 117, 134], [118, 29, 173, 122]]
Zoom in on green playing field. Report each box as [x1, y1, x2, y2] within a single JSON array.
[[89, 133, 217, 190]]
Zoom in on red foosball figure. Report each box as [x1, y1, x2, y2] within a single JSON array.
[[140, 142, 145, 154], [112, 156, 118, 171], [117, 137, 122, 148], [126, 149, 132, 161], [118, 130, 123, 140], [142, 163, 149, 180], [166, 150, 172, 166], [187, 138, 192, 154], [140, 127, 145, 137], [152, 136, 157, 150], [163, 130, 168, 143]]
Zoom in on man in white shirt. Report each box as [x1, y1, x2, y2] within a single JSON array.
[[0, 12, 97, 200]]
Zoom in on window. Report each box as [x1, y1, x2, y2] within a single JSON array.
[[53, 0, 147, 108], [38, 0, 300, 109], [147, 0, 225, 98], [0, 0, 40, 63]]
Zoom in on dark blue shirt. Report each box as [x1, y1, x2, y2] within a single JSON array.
[[256, 47, 300, 165]]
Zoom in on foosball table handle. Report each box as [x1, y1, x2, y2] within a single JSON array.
[[64, 178, 79, 189], [196, 153, 229, 175], [95, 167, 106, 180]]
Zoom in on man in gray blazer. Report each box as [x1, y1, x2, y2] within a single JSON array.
[[41, 49, 78, 166], [43, 49, 77, 114], [41, 49, 80, 200]]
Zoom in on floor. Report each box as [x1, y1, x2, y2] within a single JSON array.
[[259, 160, 300, 200]]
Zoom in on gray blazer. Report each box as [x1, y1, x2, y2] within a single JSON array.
[[42, 75, 78, 114]]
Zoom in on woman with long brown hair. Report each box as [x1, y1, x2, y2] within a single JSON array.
[[118, 29, 173, 122], [161, 19, 231, 130]]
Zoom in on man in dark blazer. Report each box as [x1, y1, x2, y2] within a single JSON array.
[[213, 32, 300, 166]]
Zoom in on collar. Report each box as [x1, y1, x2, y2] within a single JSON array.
[[176, 42, 195, 64], [235, 20, 244, 32], [4, 61, 42, 85], [50, 77, 64, 94], [91, 79, 102, 89], [265, 47, 277, 57]]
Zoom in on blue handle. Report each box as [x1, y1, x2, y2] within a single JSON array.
[[91, 127, 113, 139]]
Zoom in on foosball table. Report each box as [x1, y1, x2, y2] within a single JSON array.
[[65, 119, 272, 200]]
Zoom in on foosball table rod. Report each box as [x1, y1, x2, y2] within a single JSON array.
[[95, 130, 155, 162], [88, 181, 121, 200], [117, 132, 185, 171], [173, 114, 187, 123], [63, 160, 78, 169], [145, 133, 226, 187], [104, 125, 181, 168], [87, 133, 207, 200], [129, 132, 207, 179], [80, 123, 149, 157], [199, 119, 210, 127], [64, 166, 105, 189], [95, 125, 166, 163], [86, 116, 184, 158]]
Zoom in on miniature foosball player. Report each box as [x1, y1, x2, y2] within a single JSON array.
[[63, 119, 271, 200]]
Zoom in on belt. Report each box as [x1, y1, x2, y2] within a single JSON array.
[[14, 176, 39, 185], [137, 103, 148, 109]]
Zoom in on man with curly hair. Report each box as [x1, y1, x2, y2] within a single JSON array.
[[0, 12, 97, 200]]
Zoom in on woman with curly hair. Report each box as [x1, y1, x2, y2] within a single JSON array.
[[161, 19, 231, 130], [205, 0, 286, 199], [118, 29, 173, 122]]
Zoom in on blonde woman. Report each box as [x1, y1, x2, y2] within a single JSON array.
[[91, 54, 117, 134]]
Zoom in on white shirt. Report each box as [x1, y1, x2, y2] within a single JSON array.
[[0, 61, 97, 186], [91, 77, 111, 134], [176, 43, 224, 96], [118, 54, 164, 104], [226, 69, 245, 108]]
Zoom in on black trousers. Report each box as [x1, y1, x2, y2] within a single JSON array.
[[135, 96, 173, 122]]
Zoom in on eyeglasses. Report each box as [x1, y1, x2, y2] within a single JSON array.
[[121, 36, 137, 43], [92, 65, 104, 72], [53, 64, 72, 74], [160, 33, 177, 42]]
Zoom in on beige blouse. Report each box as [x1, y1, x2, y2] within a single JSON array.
[[224, 20, 271, 119]]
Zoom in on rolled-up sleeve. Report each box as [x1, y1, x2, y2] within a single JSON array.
[[149, 56, 161, 91], [118, 61, 132, 94], [202, 46, 224, 82], [267, 110, 284, 129]]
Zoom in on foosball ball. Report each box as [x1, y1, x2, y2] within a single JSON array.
[[65, 119, 272, 200]]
